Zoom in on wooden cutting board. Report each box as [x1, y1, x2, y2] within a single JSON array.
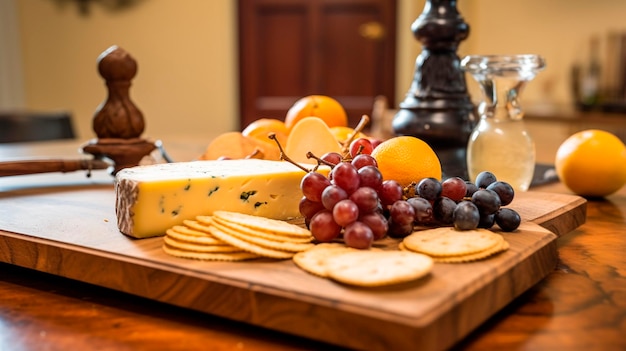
[[0, 173, 586, 351]]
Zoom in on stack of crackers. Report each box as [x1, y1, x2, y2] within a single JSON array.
[[400, 227, 509, 263], [162, 211, 510, 287], [162, 211, 315, 260]]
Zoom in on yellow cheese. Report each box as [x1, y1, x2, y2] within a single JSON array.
[[115, 159, 322, 238]]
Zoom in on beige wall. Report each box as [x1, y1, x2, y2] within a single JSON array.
[[16, 0, 238, 140], [460, 0, 626, 114], [15, 0, 626, 140]]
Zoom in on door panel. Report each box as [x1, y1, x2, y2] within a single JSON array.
[[239, 0, 397, 129]]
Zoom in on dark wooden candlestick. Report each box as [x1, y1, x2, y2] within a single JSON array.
[[392, 0, 475, 179], [82, 45, 155, 174]]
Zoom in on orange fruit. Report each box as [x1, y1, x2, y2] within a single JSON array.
[[555, 129, 626, 197], [284, 95, 348, 130], [242, 118, 289, 146], [371, 136, 442, 187]]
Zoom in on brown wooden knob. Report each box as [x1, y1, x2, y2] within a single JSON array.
[[92, 45, 145, 139]]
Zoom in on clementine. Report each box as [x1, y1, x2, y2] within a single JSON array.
[[242, 118, 289, 146], [284, 95, 348, 130], [555, 129, 626, 197], [371, 136, 442, 188]]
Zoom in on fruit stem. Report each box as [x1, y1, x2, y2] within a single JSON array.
[[356, 144, 364, 155], [306, 151, 337, 168], [342, 114, 370, 156], [268, 132, 312, 173]]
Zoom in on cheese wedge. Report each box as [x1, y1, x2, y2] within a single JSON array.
[[115, 159, 320, 238]]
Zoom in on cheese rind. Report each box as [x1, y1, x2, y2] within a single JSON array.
[[115, 159, 319, 238]]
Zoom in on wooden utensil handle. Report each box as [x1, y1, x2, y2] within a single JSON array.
[[0, 159, 111, 177]]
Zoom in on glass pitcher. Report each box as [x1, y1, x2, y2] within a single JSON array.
[[461, 54, 546, 191]]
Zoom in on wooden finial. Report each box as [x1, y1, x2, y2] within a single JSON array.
[[92, 45, 145, 139], [83, 45, 156, 174]]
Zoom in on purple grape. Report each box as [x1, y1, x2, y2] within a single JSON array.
[[416, 177, 442, 201], [407, 197, 434, 225], [453, 201, 480, 230], [433, 196, 456, 225], [475, 171, 497, 189], [465, 181, 479, 197], [387, 220, 413, 238], [487, 181, 515, 206], [495, 208, 521, 232], [471, 189, 501, 215], [478, 213, 496, 229]]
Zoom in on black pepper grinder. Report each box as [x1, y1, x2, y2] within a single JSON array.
[[392, 0, 475, 179]]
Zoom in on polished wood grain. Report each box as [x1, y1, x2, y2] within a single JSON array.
[[0, 141, 624, 351], [455, 182, 626, 351]]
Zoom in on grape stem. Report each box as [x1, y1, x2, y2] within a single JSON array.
[[306, 152, 337, 168], [341, 114, 370, 156], [268, 132, 313, 173], [356, 144, 364, 156]]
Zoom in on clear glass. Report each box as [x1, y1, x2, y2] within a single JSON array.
[[461, 54, 546, 191]]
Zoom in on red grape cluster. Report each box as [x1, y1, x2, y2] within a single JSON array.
[[299, 137, 399, 249], [299, 137, 521, 249]]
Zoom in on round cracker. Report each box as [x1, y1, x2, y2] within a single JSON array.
[[170, 225, 214, 238], [293, 244, 359, 277], [403, 227, 503, 257], [163, 236, 243, 253], [162, 244, 258, 261], [210, 216, 313, 243], [210, 220, 315, 252], [325, 251, 433, 287], [434, 240, 510, 263], [183, 220, 222, 236], [208, 211, 312, 238], [206, 225, 295, 259], [166, 228, 226, 246]]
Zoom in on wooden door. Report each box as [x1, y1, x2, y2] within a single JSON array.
[[238, 0, 397, 129]]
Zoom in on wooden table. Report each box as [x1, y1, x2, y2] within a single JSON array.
[[0, 139, 624, 351]]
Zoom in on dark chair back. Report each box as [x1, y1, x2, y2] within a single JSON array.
[[0, 111, 75, 143]]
